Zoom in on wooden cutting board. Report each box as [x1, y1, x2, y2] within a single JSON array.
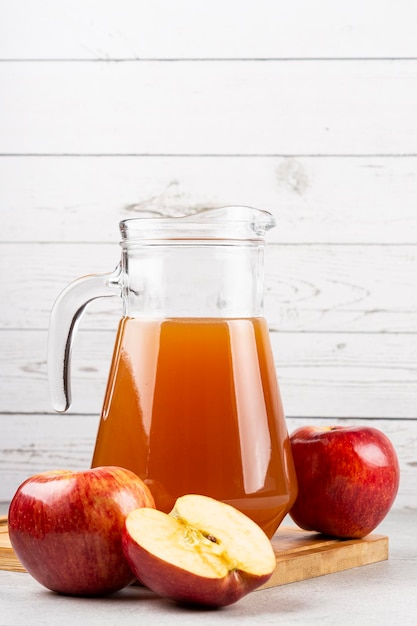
[[0, 517, 26, 573], [0, 516, 388, 587], [264, 525, 388, 589]]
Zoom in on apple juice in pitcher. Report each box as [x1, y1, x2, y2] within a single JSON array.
[[48, 207, 297, 538]]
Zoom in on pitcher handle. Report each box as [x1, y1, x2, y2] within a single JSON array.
[[48, 266, 122, 413]]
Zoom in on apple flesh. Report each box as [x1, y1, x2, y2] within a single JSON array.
[[289, 425, 400, 538], [8, 466, 155, 596], [122, 494, 276, 608]]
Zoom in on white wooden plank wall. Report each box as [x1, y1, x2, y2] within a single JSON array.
[[0, 0, 416, 509]]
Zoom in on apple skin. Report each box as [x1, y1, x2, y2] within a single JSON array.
[[122, 495, 276, 608], [288, 426, 400, 538], [8, 466, 155, 596]]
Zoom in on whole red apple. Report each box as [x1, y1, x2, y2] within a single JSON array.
[[122, 494, 276, 608], [8, 466, 155, 596], [289, 426, 400, 538]]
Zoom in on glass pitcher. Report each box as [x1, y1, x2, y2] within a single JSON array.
[[48, 206, 297, 538]]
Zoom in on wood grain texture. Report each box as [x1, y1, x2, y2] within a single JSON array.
[[1, 242, 416, 332], [0, 415, 414, 508], [1, 329, 416, 418], [1, 156, 417, 244], [0, 517, 27, 572], [1, 0, 416, 59], [1, 61, 417, 155], [266, 530, 388, 588]]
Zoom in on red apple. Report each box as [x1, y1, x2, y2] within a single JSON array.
[[8, 466, 155, 596], [122, 494, 276, 608], [289, 425, 400, 538]]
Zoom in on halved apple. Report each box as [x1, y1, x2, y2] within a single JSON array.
[[122, 494, 276, 608]]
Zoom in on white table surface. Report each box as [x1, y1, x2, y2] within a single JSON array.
[[1, 508, 416, 626]]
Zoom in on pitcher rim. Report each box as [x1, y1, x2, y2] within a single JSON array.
[[119, 205, 276, 241]]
